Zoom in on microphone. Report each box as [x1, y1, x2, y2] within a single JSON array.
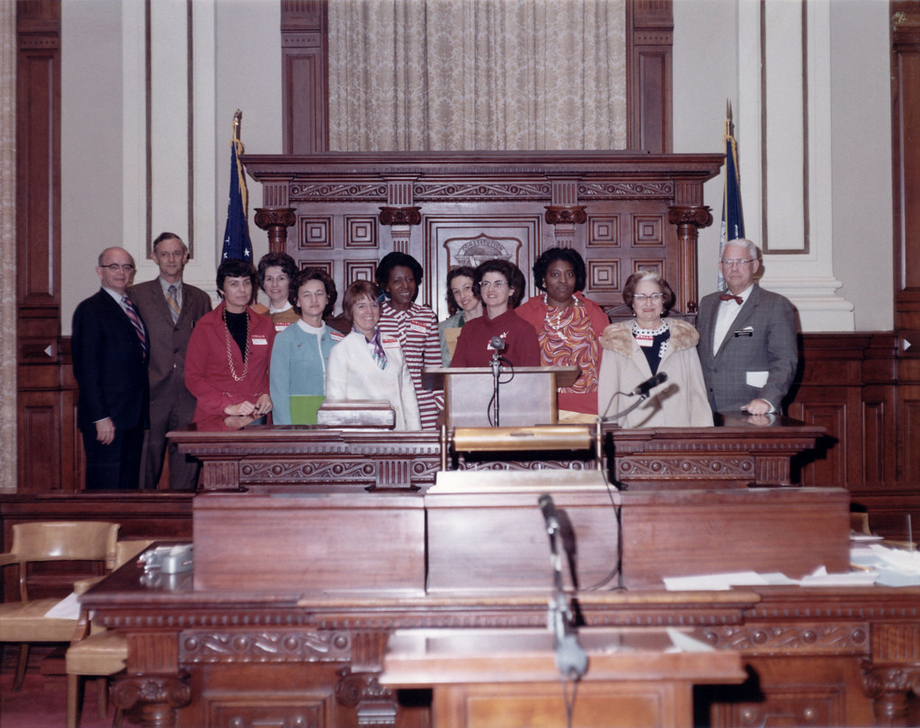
[[555, 630, 589, 681], [538, 493, 560, 534], [630, 372, 667, 397], [489, 336, 507, 354]]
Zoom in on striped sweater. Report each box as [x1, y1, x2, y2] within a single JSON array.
[[378, 301, 444, 430]]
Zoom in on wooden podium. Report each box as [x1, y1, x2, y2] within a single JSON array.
[[424, 366, 579, 427]]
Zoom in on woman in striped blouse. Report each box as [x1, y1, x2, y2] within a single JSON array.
[[374, 252, 444, 430]]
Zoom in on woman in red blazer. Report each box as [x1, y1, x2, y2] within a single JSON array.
[[185, 259, 275, 422]]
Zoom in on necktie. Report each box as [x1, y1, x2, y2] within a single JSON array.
[[122, 296, 148, 353], [719, 293, 743, 305], [167, 284, 181, 323]]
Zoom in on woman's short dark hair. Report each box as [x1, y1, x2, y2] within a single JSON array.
[[375, 251, 424, 297], [444, 265, 478, 316], [216, 259, 257, 298], [291, 267, 337, 319], [622, 270, 676, 316], [342, 280, 382, 321], [257, 251, 298, 289], [532, 247, 587, 293], [472, 259, 526, 309]]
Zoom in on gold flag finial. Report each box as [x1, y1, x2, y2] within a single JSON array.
[[725, 100, 734, 138], [232, 109, 243, 143]]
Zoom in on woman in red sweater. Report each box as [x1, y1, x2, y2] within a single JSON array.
[[450, 259, 540, 368]]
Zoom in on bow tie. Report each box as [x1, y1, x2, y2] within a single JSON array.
[[719, 293, 743, 305]]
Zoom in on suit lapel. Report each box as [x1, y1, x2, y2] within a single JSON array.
[[99, 289, 145, 352]]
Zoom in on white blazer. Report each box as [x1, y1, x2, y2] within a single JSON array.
[[325, 330, 422, 430]]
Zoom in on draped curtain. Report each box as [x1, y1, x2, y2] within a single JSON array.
[[328, 0, 627, 151]]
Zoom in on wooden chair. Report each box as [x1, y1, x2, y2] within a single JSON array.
[[0, 521, 120, 690], [66, 539, 156, 728]]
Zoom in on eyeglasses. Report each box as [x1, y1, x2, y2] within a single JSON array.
[[720, 259, 754, 268], [479, 280, 507, 289], [100, 263, 136, 272], [632, 293, 664, 302]]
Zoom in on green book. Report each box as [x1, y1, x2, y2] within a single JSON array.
[[289, 395, 325, 425]]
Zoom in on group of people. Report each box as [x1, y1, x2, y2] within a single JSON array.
[[71, 236, 796, 491]]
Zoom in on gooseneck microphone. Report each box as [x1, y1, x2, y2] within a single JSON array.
[[630, 371, 667, 397], [538, 494, 589, 682]]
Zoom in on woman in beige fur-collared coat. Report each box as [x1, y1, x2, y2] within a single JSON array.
[[597, 271, 713, 428]]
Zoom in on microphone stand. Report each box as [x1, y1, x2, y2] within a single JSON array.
[[490, 351, 502, 427], [540, 497, 588, 682]]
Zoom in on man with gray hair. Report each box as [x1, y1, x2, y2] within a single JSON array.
[[696, 238, 798, 416], [72, 247, 148, 489], [129, 232, 211, 489]]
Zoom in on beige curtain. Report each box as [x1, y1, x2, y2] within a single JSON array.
[[328, 0, 627, 151]]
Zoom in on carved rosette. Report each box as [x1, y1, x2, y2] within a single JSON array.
[[862, 662, 920, 725], [112, 673, 191, 727], [378, 206, 422, 226], [544, 205, 587, 225], [253, 207, 297, 253]]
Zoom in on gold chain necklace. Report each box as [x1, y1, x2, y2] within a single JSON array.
[[223, 307, 250, 382]]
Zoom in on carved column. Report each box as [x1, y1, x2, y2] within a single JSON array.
[[862, 663, 920, 727], [667, 205, 712, 313], [544, 206, 587, 249], [380, 177, 420, 254], [335, 667, 397, 728], [253, 207, 296, 254], [378, 207, 421, 255], [112, 672, 191, 728]]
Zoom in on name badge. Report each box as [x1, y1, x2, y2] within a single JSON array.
[[251, 335, 268, 345], [409, 322, 428, 335], [381, 336, 400, 348], [733, 330, 753, 338], [635, 333, 654, 348]]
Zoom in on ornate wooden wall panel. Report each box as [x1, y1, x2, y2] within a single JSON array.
[[281, 0, 327, 154], [892, 2, 920, 333], [244, 152, 721, 316], [627, 0, 673, 153], [16, 0, 63, 493]]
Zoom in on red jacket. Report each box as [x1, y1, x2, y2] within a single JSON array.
[[185, 302, 276, 421]]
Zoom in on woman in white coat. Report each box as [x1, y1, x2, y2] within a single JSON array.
[[597, 270, 712, 427], [325, 280, 422, 430]]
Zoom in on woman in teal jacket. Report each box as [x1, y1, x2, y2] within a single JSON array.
[[269, 268, 344, 424]]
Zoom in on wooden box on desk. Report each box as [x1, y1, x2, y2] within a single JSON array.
[[619, 486, 852, 589], [193, 492, 426, 593], [425, 470, 620, 593]]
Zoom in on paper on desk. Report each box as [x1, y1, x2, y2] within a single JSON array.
[[663, 571, 795, 591], [666, 628, 716, 652], [44, 591, 81, 620], [798, 565, 879, 587]]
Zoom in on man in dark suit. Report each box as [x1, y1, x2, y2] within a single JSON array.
[[697, 238, 798, 415], [129, 232, 212, 490], [72, 247, 149, 490]]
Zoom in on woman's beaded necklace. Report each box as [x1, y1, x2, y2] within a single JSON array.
[[223, 307, 250, 382]]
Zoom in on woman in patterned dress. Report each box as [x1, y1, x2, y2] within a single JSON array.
[[374, 252, 444, 430], [516, 248, 609, 420]]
